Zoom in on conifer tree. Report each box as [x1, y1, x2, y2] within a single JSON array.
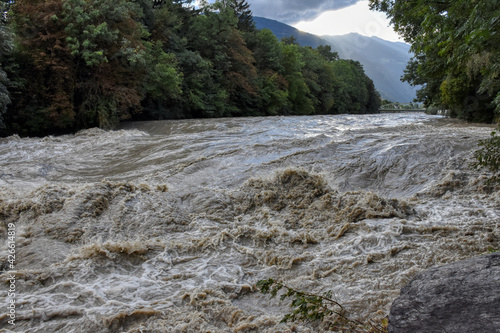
[[227, 0, 254, 32]]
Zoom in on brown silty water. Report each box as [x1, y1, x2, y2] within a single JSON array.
[[0, 113, 498, 332]]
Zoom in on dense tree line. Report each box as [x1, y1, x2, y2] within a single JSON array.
[[0, 0, 381, 136], [370, 0, 500, 123]]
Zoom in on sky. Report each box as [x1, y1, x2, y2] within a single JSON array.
[[292, 1, 403, 42], [196, 0, 403, 42]]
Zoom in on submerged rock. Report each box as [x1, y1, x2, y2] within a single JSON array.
[[389, 253, 500, 333]]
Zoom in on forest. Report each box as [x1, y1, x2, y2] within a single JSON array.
[[370, 0, 500, 123], [0, 0, 381, 137]]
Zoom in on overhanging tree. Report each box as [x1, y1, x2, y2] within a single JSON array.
[[370, 0, 500, 122]]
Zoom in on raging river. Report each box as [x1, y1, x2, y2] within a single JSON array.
[[0, 113, 499, 332]]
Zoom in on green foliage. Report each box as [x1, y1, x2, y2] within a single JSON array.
[[61, 0, 150, 128], [330, 60, 380, 114], [316, 44, 339, 62], [281, 43, 314, 115], [224, 0, 255, 32], [257, 72, 288, 116], [142, 41, 182, 102], [370, 0, 500, 123], [472, 129, 500, 182], [0, 69, 9, 129], [0, 26, 12, 128], [253, 29, 283, 72], [257, 278, 387, 332], [0, 0, 383, 136], [257, 278, 342, 323]]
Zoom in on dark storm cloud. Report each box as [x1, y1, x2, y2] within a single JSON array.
[[248, 0, 362, 23]]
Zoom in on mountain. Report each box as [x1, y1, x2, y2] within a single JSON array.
[[321, 34, 418, 103], [253, 16, 417, 103], [253, 17, 332, 49]]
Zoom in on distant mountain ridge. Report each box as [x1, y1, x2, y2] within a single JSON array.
[[253, 16, 417, 103], [252, 17, 331, 49]]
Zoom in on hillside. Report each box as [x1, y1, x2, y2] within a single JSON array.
[[253, 16, 417, 103], [253, 17, 331, 49]]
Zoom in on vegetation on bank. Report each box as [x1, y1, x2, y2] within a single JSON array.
[[0, 0, 381, 137], [370, 0, 500, 177], [370, 0, 500, 123], [379, 101, 423, 110], [257, 278, 388, 332], [472, 128, 500, 183]]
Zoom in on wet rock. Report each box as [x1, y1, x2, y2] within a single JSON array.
[[389, 253, 500, 333]]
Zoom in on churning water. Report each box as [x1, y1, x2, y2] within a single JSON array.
[[0, 113, 499, 332]]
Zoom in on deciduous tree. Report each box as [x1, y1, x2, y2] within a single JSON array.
[[370, 0, 500, 122]]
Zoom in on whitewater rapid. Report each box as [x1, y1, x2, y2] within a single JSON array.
[[0, 113, 498, 332]]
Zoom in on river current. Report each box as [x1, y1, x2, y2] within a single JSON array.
[[0, 113, 499, 332]]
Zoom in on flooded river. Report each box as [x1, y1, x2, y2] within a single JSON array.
[[0, 113, 499, 332]]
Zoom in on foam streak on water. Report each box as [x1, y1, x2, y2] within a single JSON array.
[[0, 114, 499, 332]]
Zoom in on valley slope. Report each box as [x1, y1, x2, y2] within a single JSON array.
[[254, 16, 417, 103]]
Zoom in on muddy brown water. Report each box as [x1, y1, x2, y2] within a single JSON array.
[[0, 114, 498, 332]]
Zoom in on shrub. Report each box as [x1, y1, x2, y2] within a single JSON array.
[[472, 128, 500, 182], [257, 278, 387, 332]]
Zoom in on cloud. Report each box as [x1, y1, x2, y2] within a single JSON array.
[[248, 0, 361, 23], [196, 0, 401, 42], [293, 1, 402, 41]]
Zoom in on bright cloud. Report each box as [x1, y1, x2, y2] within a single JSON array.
[[197, 0, 362, 24], [293, 1, 402, 42], [248, 0, 359, 23]]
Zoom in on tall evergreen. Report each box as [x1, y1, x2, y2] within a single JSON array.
[[226, 0, 255, 32]]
